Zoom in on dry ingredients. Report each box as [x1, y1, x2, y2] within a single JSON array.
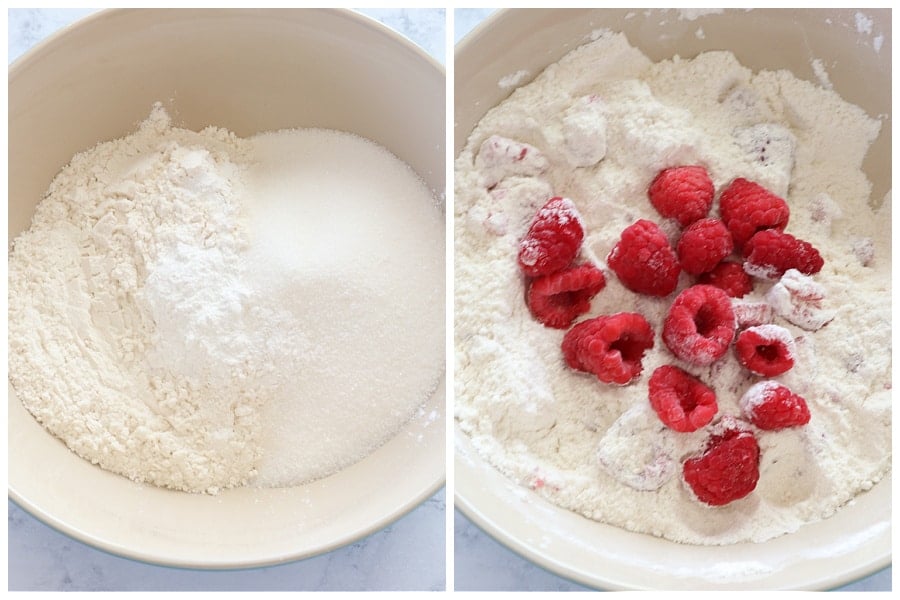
[[455, 31, 890, 544], [9, 104, 444, 494]]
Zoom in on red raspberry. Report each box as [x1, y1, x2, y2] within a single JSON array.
[[734, 324, 796, 376], [682, 418, 760, 506], [743, 229, 824, 280], [526, 263, 606, 329], [662, 285, 736, 366], [676, 218, 734, 275], [648, 365, 718, 432], [731, 299, 775, 328], [607, 219, 681, 297], [739, 381, 811, 430], [648, 165, 714, 226], [697, 261, 753, 298], [718, 178, 790, 250], [562, 312, 654, 385], [518, 196, 585, 277]]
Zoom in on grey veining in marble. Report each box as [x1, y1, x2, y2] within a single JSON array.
[[450, 7, 890, 593], [8, 7, 446, 592]]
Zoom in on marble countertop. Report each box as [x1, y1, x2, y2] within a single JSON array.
[[7, 7, 445, 592], [451, 8, 890, 593]]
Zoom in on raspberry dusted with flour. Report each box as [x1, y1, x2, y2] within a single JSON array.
[[662, 285, 736, 366], [765, 269, 835, 331], [676, 218, 734, 275], [735, 324, 796, 377], [648, 165, 714, 226], [739, 381, 811, 430], [682, 418, 760, 506], [607, 219, 681, 296], [562, 312, 654, 385], [518, 196, 584, 277], [743, 229, 824, 280], [697, 261, 753, 298], [648, 365, 718, 432], [475, 134, 549, 189], [731, 299, 775, 329], [719, 177, 790, 250], [526, 263, 606, 329]]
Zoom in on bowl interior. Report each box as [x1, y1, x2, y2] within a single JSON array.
[[9, 8, 445, 568], [455, 8, 890, 590]]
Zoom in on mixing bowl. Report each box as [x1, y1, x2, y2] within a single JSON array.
[[9, 8, 445, 568], [455, 8, 890, 590]]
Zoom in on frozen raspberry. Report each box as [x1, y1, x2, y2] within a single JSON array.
[[676, 218, 734, 275], [739, 381, 810, 430], [851, 238, 875, 267], [731, 299, 775, 328], [743, 229, 824, 280], [607, 219, 681, 297], [517, 196, 585, 277], [648, 365, 718, 433], [718, 178, 790, 250], [697, 261, 753, 298], [648, 165, 714, 226], [562, 312, 654, 385], [526, 263, 605, 329], [732, 123, 797, 198], [561, 95, 608, 167], [597, 404, 676, 491], [766, 269, 834, 331], [735, 324, 796, 377], [475, 134, 549, 188], [682, 418, 760, 506], [662, 285, 736, 366]]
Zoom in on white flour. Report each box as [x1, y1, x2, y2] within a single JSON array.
[[9, 104, 444, 493], [455, 32, 890, 544]]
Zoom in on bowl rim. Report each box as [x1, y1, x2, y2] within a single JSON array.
[[8, 6, 446, 570], [453, 6, 891, 591]]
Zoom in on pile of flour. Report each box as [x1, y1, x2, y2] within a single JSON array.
[[9, 104, 444, 494], [455, 31, 890, 544]]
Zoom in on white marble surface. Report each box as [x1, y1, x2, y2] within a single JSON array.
[[451, 8, 891, 592], [7, 7, 446, 592]]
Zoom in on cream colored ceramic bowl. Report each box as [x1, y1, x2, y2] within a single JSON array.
[[455, 8, 890, 590], [9, 8, 445, 568]]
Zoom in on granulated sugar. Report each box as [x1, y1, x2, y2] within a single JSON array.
[[244, 129, 445, 486], [455, 31, 890, 544]]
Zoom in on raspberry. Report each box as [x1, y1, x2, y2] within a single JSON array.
[[682, 418, 760, 506], [476, 134, 549, 189], [718, 178, 790, 250], [697, 261, 753, 298], [526, 263, 606, 329], [517, 196, 585, 277], [743, 229, 824, 280], [765, 269, 834, 331], [662, 285, 736, 366], [734, 324, 796, 376], [562, 312, 654, 385], [648, 165, 714, 226], [648, 365, 718, 432], [676, 218, 734, 275], [739, 381, 811, 430], [731, 299, 775, 328], [607, 219, 681, 297]]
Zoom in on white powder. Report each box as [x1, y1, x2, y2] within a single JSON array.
[[9, 106, 258, 494], [455, 31, 890, 544], [9, 105, 444, 493]]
